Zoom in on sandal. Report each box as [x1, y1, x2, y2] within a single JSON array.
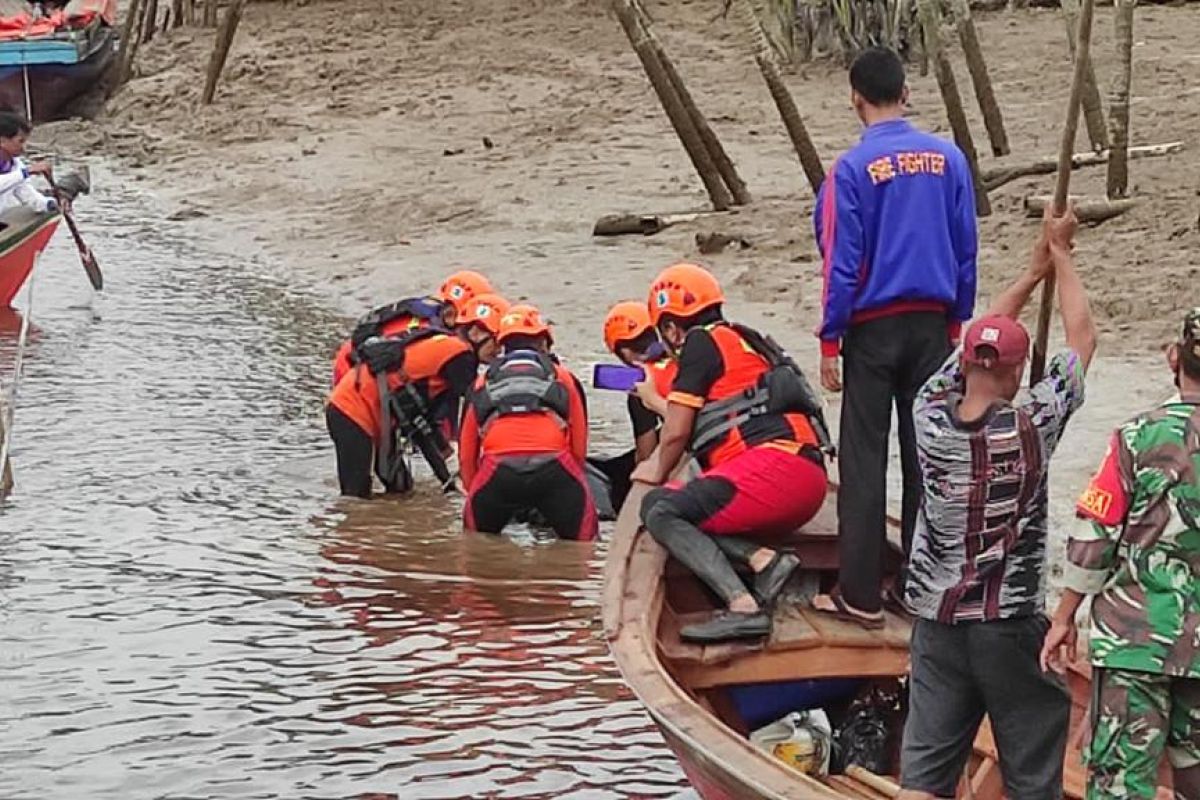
[[811, 588, 886, 630]]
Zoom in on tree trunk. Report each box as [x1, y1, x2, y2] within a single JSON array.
[[916, 0, 992, 215], [949, 0, 1009, 156], [201, 0, 246, 105], [141, 0, 159, 43], [611, 0, 732, 210], [1105, 0, 1136, 197], [632, 2, 751, 205], [1060, 0, 1109, 150], [733, 0, 825, 194], [1031, 0, 1096, 384], [117, 0, 147, 84]]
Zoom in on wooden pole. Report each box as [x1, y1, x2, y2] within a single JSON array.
[[141, 0, 159, 43], [116, 0, 145, 84], [1031, 0, 1096, 385], [203, 0, 218, 28], [1023, 194, 1136, 222], [981, 140, 1182, 191], [732, 0, 825, 194], [633, 2, 751, 205], [1060, 0, 1109, 151], [171, 0, 184, 28], [0, 402, 11, 500], [917, 0, 992, 215], [611, 0, 731, 210], [201, 0, 247, 105], [1105, 0, 1137, 197], [949, 0, 1010, 156]]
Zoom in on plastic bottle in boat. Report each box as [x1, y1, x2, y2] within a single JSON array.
[[749, 709, 832, 776]]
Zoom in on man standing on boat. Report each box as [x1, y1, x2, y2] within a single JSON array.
[[1041, 308, 1200, 800], [897, 206, 1096, 800], [0, 112, 59, 215], [812, 47, 978, 625]]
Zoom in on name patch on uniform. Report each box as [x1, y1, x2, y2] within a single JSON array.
[[865, 152, 947, 186]]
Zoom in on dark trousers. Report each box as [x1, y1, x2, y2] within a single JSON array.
[[464, 454, 598, 541], [326, 405, 411, 498], [902, 617, 1070, 799], [837, 312, 950, 613]]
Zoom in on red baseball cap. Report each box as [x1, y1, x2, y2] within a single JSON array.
[[962, 314, 1030, 366]]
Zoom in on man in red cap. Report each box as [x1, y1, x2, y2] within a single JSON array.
[[892, 205, 1098, 800]]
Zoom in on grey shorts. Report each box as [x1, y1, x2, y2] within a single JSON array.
[[901, 616, 1071, 800]]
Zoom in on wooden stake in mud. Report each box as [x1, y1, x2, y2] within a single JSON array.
[[632, 2, 751, 205], [201, 0, 247, 105], [1105, 0, 1137, 197], [611, 0, 732, 210], [203, 0, 218, 28], [1031, 0, 1096, 385], [731, 0, 825, 194], [948, 0, 1009, 156], [916, 0, 992, 216], [116, 0, 146, 84], [141, 0, 159, 43], [1060, 0, 1109, 151], [171, 0, 183, 28]]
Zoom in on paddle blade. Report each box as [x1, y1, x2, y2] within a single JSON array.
[[82, 249, 103, 291]]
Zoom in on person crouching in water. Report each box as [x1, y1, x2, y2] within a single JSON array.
[[633, 263, 831, 642], [458, 304, 597, 541], [326, 317, 483, 498]]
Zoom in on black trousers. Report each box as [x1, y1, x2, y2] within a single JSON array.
[[465, 454, 597, 541], [326, 405, 411, 498], [837, 311, 950, 613]]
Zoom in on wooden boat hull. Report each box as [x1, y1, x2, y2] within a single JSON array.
[[0, 25, 115, 121], [0, 208, 59, 307]]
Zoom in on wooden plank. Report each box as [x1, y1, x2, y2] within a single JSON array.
[[799, 604, 909, 650], [768, 603, 824, 651], [680, 644, 910, 690], [827, 775, 887, 799]]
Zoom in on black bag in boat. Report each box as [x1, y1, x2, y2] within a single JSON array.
[[830, 683, 902, 775]]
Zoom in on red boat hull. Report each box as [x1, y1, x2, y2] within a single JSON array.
[[0, 210, 60, 307]]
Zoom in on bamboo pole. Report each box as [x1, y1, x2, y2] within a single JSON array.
[[201, 0, 247, 105], [611, 0, 731, 210], [632, 2, 751, 205], [731, 0, 825, 194], [116, 0, 145, 84], [948, 0, 1009, 156], [1060, 0, 1109, 151], [916, 0, 992, 215], [1031, 0, 1096, 385], [1105, 0, 1136, 197]]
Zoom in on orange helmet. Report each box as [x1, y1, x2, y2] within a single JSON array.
[[438, 270, 494, 315], [603, 301, 653, 354], [498, 303, 553, 344], [647, 262, 724, 326], [458, 292, 510, 337]]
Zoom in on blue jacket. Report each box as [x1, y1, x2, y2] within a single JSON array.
[[813, 118, 977, 356]]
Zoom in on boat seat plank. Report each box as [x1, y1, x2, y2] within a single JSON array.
[[678, 643, 910, 689], [793, 602, 910, 650], [826, 775, 892, 799], [768, 603, 824, 651]]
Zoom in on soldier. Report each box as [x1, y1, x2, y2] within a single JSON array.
[[1041, 308, 1200, 800]]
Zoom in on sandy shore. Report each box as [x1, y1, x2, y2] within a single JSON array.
[[38, 0, 1200, 573]]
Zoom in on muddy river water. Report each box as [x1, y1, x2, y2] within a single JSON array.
[[0, 171, 690, 798]]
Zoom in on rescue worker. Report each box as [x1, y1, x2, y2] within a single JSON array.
[[330, 270, 493, 386], [459, 304, 597, 541], [632, 263, 831, 643], [326, 323, 477, 498], [456, 292, 509, 366], [815, 46, 978, 621], [602, 300, 678, 464], [1041, 308, 1200, 800]]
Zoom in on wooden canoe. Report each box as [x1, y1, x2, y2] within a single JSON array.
[[603, 482, 1172, 799], [0, 206, 58, 307]]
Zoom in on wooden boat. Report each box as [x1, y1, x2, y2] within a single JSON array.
[[0, 0, 117, 122], [604, 483, 1173, 799], [0, 205, 58, 306]]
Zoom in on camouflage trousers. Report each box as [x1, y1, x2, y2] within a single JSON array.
[[1087, 668, 1200, 799]]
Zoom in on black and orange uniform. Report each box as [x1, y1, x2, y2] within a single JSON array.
[[326, 330, 475, 498], [627, 353, 678, 444], [331, 296, 447, 387], [639, 263, 831, 616], [459, 352, 596, 541]]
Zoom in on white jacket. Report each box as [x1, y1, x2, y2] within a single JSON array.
[[0, 158, 54, 215]]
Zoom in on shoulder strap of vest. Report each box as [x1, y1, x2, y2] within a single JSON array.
[[350, 297, 447, 349], [356, 326, 445, 376]]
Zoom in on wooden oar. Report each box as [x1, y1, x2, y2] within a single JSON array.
[[49, 179, 103, 292], [1030, 0, 1095, 385]]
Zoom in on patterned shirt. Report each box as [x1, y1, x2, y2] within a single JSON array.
[[1064, 397, 1200, 678], [906, 350, 1086, 623]]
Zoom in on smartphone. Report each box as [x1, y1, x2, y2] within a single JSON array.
[[593, 363, 645, 392]]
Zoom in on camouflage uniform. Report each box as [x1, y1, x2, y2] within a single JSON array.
[[1065, 310, 1200, 800]]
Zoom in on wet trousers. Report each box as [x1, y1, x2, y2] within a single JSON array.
[[326, 405, 410, 498], [837, 312, 950, 613], [639, 446, 826, 605], [464, 453, 599, 541]]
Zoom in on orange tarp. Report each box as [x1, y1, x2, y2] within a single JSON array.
[[0, 0, 116, 40]]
